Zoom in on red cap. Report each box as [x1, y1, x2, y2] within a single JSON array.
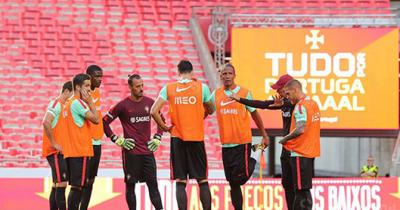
[[271, 74, 293, 90]]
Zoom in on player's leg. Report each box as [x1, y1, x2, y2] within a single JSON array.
[[170, 137, 189, 210], [222, 144, 255, 210], [187, 141, 211, 210], [144, 154, 163, 210], [55, 153, 68, 210], [290, 156, 313, 210], [50, 183, 57, 210], [80, 145, 101, 210], [46, 154, 58, 210], [125, 181, 136, 210], [281, 148, 295, 210], [123, 150, 143, 210], [67, 157, 90, 210], [222, 146, 241, 210]]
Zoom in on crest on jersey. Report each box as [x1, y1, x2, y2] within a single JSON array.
[[144, 106, 149, 113]]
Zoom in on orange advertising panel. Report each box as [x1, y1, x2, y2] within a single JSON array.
[[232, 28, 399, 130]]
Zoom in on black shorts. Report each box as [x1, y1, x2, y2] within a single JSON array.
[[280, 147, 294, 191], [222, 143, 256, 185], [66, 157, 91, 187], [88, 145, 101, 179], [170, 137, 208, 180], [46, 153, 68, 183], [290, 156, 314, 190], [122, 151, 157, 183]]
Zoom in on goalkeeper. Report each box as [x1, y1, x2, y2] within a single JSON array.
[[103, 74, 164, 210]]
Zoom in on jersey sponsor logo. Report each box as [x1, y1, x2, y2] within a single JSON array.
[[220, 108, 238, 115], [176, 86, 191, 93], [174, 96, 197, 105], [130, 116, 151, 123], [220, 100, 235, 107], [93, 98, 99, 103]]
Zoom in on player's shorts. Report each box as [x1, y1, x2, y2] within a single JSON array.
[[46, 153, 68, 183], [122, 151, 157, 183], [170, 137, 208, 180], [222, 143, 256, 185], [66, 157, 91, 187], [290, 156, 314, 190], [88, 145, 101, 179], [280, 147, 294, 190]]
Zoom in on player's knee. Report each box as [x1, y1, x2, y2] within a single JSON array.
[[197, 179, 208, 184], [176, 179, 187, 184], [70, 185, 82, 190], [176, 180, 187, 189], [56, 181, 68, 188], [146, 179, 158, 188]]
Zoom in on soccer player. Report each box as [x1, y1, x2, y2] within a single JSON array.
[[230, 74, 296, 209], [103, 74, 164, 210], [42, 81, 73, 210], [63, 74, 99, 210], [279, 79, 321, 210], [210, 64, 269, 210], [80, 65, 104, 210], [150, 60, 214, 210]]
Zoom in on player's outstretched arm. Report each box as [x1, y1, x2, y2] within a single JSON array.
[[231, 92, 277, 110]]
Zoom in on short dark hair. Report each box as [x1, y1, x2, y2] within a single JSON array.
[[220, 63, 235, 73], [284, 79, 302, 89], [62, 81, 72, 92], [177, 60, 193, 74], [128, 74, 141, 86], [86, 65, 102, 76], [73, 73, 91, 90]]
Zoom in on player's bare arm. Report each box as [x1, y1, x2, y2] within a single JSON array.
[[203, 100, 215, 118], [279, 120, 306, 144], [150, 96, 172, 132], [42, 112, 62, 152], [251, 110, 269, 148], [81, 89, 99, 124]]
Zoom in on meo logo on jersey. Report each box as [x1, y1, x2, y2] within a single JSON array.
[[174, 96, 197, 105]]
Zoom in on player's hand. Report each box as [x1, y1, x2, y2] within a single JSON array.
[[81, 89, 92, 104], [161, 125, 173, 132], [261, 136, 269, 149], [229, 93, 240, 101], [251, 143, 266, 152], [52, 143, 63, 153], [147, 134, 161, 152], [112, 135, 135, 150], [270, 94, 283, 107]]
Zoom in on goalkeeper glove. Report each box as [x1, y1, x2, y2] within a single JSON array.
[[147, 134, 162, 152], [111, 135, 135, 150]]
